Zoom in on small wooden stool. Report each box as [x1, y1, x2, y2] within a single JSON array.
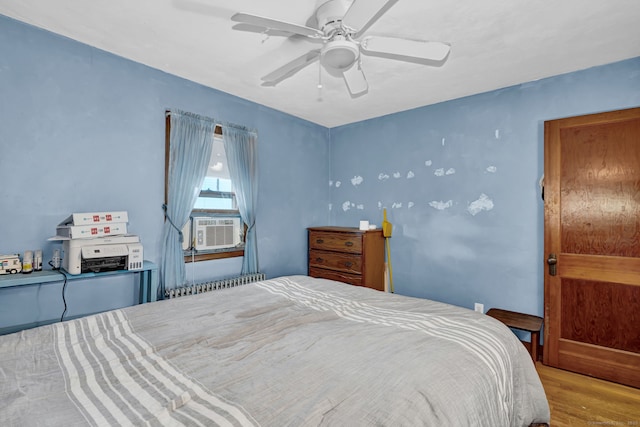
[[486, 308, 543, 361]]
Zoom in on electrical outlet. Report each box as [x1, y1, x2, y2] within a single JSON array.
[[474, 303, 484, 313]]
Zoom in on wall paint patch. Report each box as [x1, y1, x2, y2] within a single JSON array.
[[357, 204, 364, 210], [429, 200, 453, 210], [329, 180, 333, 187], [408, 202, 415, 209], [434, 168, 445, 177], [445, 168, 456, 175], [442, 138, 446, 146], [342, 201, 351, 211], [393, 172, 401, 179], [335, 181, 341, 188], [378, 173, 389, 181], [407, 171, 415, 179], [351, 175, 363, 186], [486, 166, 497, 173], [495, 129, 500, 139], [425, 160, 432, 167], [468, 193, 494, 216], [392, 202, 403, 209]]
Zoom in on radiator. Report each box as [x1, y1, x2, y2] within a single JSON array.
[[164, 273, 266, 299]]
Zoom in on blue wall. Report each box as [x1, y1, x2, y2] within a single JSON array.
[[329, 57, 640, 321], [0, 15, 330, 331]]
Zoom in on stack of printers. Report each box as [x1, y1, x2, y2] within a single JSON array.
[[51, 211, 143, 275]]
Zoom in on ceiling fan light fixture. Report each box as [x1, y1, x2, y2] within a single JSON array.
[[321, 39, 359, 70]]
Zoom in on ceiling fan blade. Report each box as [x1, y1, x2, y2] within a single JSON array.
[[261, 49, 321, 85], [231, 23, 293, 38], [343, 62, 368, 96], [342, 0, 399, 34], [361, 36, 451, 62], [231, 12, 325, 39]]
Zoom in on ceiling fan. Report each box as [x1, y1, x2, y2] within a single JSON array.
[[231, 0, 450, 96]]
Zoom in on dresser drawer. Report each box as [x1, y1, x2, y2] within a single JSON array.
[[309, 230, 362, 254], [309, 250, 362, 274], [308, 267, 363, 287]]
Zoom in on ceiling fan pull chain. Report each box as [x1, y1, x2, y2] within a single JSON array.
[[317, 60, 323, 102]]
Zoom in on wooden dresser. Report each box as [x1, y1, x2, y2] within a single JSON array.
[[307, 226, 385, 291]]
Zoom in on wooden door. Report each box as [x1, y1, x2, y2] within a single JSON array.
[[543, 107, 640, 388]]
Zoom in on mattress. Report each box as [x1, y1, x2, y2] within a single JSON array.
[[0, 275, 550, 426]]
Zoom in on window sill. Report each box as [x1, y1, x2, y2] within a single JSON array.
[[184, 248, 244, 263]]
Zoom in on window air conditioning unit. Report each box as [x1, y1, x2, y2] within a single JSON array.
[[191, 217, 241, 251]]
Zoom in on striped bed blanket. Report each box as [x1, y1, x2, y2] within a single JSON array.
[[0, 275, 549, 426]]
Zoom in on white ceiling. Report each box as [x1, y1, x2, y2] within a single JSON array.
[[1, 0, 639, 128]]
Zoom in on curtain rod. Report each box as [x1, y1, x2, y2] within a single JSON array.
[[165, 109, 215, 124], [166, 109, 257, 136]]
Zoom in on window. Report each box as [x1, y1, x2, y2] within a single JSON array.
[[193, 132, 236, 211], [165, 115, 245, 263]]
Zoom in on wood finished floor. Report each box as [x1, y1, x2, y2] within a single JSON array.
[[535, 362, 640, 426]]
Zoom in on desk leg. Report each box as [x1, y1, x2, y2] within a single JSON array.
[[147, 270, 160, 302], [138, 271, 147, 304], [137, 268, 159, 304]]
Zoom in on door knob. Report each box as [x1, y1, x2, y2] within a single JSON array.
[[547, 254, 557, 276]]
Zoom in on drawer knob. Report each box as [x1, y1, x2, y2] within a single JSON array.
[[345, 241, 354, 247], [316, 239, 324, 244], [344, 261, 353, 268], [316, 257, 324, 263]]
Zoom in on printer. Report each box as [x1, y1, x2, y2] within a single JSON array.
[[62, 235, 143, 275]]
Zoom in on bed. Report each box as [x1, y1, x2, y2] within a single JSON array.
[[0, 275, 550, 426]]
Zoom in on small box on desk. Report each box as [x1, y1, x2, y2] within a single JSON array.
[[59, 211, 129, 226], [55, 222, 128, 239]]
